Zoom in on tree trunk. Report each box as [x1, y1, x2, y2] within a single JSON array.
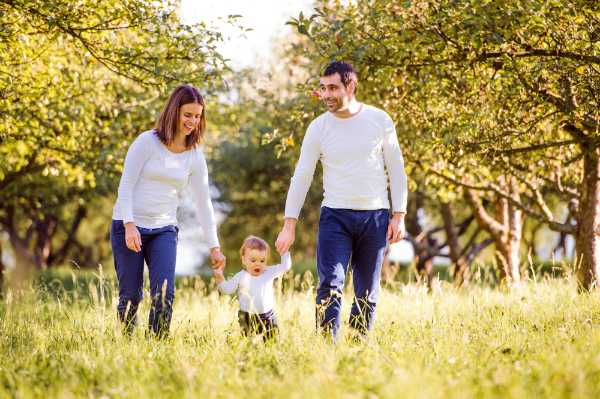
[[440, 201, 468, 286], [34, 217, 56, 270], [1, 206, 34, 287], [49, 206, 87, 266], [576, 147, 600, 290], [0, 239, 5, 298], [414, 249, 434, 287], [464, 178, 523, 286], [494, 179, 523, 284], [8, 233, 33, 288]]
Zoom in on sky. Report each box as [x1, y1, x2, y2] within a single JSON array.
[[179, 0, 315, 69]]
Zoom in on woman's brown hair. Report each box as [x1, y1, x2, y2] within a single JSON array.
[[155, 85, 206, 149]]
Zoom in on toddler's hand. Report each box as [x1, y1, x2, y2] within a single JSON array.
[[213, 265, 224, 284]]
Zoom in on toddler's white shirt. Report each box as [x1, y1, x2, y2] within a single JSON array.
[[217, 252, 292, 314]]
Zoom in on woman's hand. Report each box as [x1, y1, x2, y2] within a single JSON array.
[[124, 222, 142, 252], [210, 247, 226, 270]]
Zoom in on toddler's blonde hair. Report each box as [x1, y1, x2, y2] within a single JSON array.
[[239, 236, 270, 262]]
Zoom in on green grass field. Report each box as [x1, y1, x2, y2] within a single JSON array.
[[1, 265, 600, 398]]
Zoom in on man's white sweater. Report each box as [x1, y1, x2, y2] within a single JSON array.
[[284, 104, 408, 219]]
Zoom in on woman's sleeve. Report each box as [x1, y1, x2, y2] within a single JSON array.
[[117, 133, 153, 224], [189, 150, 220, 249], [217, 273, 240, 295], [267, 252, 292, 279]]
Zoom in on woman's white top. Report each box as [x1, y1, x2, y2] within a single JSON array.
[[112, 130, 219, 249], [284, 104, 408, 219], [217, 252, 292, 314]]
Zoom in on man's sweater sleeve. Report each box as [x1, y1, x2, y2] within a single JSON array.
[[189, 150, 220, 249], [117, 133, 153, 224], [217, 273, 240, 295], [284, 124, 320, 219], [382, 115, 408, 213]]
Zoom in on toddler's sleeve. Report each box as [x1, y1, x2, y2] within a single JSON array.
[[268, 252, 292, 279], [217, 272, 240, 295]]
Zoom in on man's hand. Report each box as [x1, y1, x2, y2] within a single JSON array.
[[275, 218, 297, 255], [387, 212, 406, 244], [124, 222, 142, 252], [210, 247, 226, 270]]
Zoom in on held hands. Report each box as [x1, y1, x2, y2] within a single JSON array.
[[210, 247, 226, 271], [124, 222, 142, 252], [213, 262, 225, 284], [275, 218, 296, 255], [387, 212, 406, 244]]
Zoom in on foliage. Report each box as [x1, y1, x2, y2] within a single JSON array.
[[284, 0, 600, 286], [204, 39, 326, 264], [0, 0, 237, 272], [2, 270, 600, 397]]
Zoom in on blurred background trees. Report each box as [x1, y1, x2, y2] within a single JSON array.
[[0, 0, 236, 286], [2, 0, 598, 292], [279, 0, 597, 288]]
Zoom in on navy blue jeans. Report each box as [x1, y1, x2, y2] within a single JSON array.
[[316, 207, 389, 338], [110, 219, 178, 336]]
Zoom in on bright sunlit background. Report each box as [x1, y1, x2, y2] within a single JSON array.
[[173, 0, 552, 274]]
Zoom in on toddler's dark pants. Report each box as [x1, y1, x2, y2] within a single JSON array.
[[238, 309, 279, 340]]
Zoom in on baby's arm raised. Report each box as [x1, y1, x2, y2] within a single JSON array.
[[268, 252, 292, 279], [216, 269, 240, 295]]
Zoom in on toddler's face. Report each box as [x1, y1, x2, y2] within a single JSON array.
[[242, 249, 268, 276]]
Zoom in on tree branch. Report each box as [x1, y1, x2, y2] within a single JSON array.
[[430, 168, 577, 234], [404, 234, 448, 258], [489, 139, 587, 155]]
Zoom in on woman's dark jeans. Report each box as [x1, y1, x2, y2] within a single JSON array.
[[110, 219, 178, 337], [316, 207, 389, 338]]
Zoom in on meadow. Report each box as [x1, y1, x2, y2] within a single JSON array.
[[1, 264, 600, 399]]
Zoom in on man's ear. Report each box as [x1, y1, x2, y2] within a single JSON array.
[[349, 81, 356, 96]]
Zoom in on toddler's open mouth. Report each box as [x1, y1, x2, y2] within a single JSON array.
[[254, 268, 260, 273]]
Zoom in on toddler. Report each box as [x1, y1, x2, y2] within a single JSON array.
[[214, 236, 291, 338]]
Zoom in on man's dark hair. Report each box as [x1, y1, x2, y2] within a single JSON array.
[[322, 61, 358, 95]]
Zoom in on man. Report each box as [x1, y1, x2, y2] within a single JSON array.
[[275, 61, 408, 339]]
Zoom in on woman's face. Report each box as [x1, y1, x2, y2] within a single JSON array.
[[178, 102, 203, 136]]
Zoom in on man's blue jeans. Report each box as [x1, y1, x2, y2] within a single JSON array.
[[110, 219, 178, 336], [316, 207, 389, 338]]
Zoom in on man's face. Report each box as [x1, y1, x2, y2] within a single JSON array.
[[320, 73, 354, 114]]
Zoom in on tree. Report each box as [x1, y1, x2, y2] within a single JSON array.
[[288, 0, 599, 288], [205, 50, 326, 264], [1, 0, 236, 285]]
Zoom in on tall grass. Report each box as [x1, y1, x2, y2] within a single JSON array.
[[1, 265, 600, 398]]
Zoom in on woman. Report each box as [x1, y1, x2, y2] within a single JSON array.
[[111, 85, 226, 337]]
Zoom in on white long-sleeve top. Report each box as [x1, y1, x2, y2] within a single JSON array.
[[112, 130, 219, 249], [217, 252, 291, 314], [284, 104, 408, 219]]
